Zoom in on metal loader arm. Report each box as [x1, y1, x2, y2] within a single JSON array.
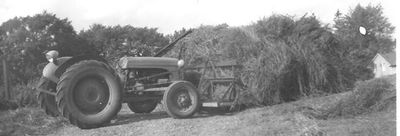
[[153, 29, 193, 57]]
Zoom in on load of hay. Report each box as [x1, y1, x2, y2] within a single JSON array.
[[170, 15, 345, 106]]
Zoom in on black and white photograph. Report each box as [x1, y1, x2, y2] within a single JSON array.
[[0, 0, 398, 135]]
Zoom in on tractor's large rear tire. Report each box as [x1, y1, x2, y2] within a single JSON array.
[[127, 100, 158, 113], [163, 81, 199, 118], [38, 92, 59, 117], [56, 60, 122, 129]]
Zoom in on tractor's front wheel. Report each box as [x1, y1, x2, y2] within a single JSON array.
[[56, 60, 122, 129], [163, 81, 199, 118]]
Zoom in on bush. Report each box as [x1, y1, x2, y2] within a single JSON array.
[[0, 107, 68, 135], [7, 78, 40, 108], [13, 84, 38, 107], [0, 99, 18, 111]]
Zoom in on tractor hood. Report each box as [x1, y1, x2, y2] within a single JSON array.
[[119, 57, 179, 69]]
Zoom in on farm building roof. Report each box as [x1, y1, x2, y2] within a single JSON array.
[[380, 52, 396, 65]]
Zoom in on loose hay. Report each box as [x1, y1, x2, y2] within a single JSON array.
[[324, 75, 395, 118]]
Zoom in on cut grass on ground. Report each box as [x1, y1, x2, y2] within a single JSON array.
[[0, 75, 396, 136], [0, 107, 68, 136]]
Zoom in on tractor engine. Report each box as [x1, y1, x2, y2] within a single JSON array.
[[125, 68, 170, 91], [119, 56, 183, 92]]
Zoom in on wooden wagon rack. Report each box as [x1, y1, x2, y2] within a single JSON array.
[[185, 60, 246, 110]]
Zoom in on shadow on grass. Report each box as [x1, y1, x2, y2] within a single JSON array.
[[107, 107, 238, 127], [196, 107, 237, 117], [108, 111, 169, 126]]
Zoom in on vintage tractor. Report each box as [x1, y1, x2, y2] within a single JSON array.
[[36, 30, 201, 129]]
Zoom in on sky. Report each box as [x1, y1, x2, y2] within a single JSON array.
[[0, 0, 398, 35]]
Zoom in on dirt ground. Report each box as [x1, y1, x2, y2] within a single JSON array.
[[46, 91, 395, 136], [0, 95, 395, 136]]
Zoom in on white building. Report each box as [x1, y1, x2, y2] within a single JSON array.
[[370, 52, 396, 78]]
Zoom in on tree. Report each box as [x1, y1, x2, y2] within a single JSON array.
[[334, 4, 395, 81], [79, 24, 169, 64], [0, 11, 89, 84]]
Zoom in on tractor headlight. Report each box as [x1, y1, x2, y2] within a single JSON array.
[[45, 50, 59, 63], [177, 60, 185, 68]]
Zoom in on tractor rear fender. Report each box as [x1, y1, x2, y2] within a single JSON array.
[[42, 57, 72, 83], [54, 55, 109, 79]]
